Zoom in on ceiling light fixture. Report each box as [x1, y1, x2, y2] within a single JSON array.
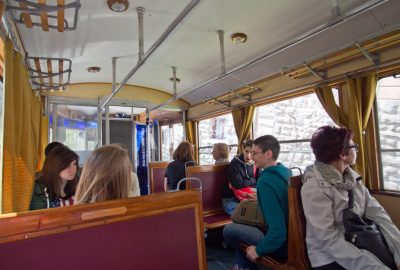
[[87, 66, 101, 73], [231, 32, 248, 44], [107, 0, 129, 12]]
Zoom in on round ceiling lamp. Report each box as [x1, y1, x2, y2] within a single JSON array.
[[231, 32, 248, 44], [107, 0, 129, 12], [87, 66, 101, 73]]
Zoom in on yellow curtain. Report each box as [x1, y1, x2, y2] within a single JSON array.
[[315, 74, 378, 187], [185, 120, 198, 163], [315, 86, 348, 126], [2, 39, 46, 213], [345, 74, 378, 187], [232, 105, 255, 154]]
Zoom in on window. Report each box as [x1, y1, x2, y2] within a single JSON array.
[[198, 114, 238, 165], [376, 76, 400, 191], [161, 123, 183, 161], [253, 93, 336, 170], [50, 104, 98, 164]]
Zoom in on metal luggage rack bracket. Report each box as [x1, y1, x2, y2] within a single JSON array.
[[6, 0, 81, 32], [26, 56, 72, 92]]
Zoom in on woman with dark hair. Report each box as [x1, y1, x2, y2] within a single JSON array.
[[302, 126, 400, 270], [222, 140, 258, 215], [164, 142, 195, 191], [30, 146, 80, 210]]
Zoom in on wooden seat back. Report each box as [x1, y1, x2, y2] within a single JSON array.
[[148, 161, 169, 193], [186, 164, 228, 215], [286, 175, 311, 269], [186, 164, 232, 229], [0, 191, 206, 270]]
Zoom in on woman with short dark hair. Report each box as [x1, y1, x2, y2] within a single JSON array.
[[164, 142, 195, 191], [302, 126, 400, 270], [30, 146, 79, 210]]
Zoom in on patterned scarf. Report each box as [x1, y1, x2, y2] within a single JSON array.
[[314, 161, 357, 191]]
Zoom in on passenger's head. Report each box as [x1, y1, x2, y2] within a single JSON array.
[[252, 135, 280, 169], [310, 126, 357, 165], [172, 142, 194, 162], [212, 143, 229, 161], [44, 141, 64, 156], [41, 146, 79, 199], [242, 140, 254, 164], [75, 144, 133, 204]]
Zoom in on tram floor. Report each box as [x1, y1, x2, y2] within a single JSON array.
[[205, 227, 236, 270], [205, 227, 272, 270]]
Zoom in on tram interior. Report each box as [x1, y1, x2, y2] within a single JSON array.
[[0, 0, 400, 269]]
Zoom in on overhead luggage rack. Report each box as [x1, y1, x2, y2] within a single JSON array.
[[6, 0, 81, 32], [26, 56, 72, 92]]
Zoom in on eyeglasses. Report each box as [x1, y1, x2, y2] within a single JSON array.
[[348, 143, 359, 152], [250, 151, 263, 156]]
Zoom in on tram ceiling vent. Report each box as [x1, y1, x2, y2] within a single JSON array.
[[5, 0, 81, 32], [26, 56, 72, 92]]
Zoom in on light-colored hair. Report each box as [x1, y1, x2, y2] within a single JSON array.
[[213, 143, 229, 159], [75, 144, 132, 204]]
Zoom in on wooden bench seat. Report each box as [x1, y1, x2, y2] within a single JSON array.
[[148, 161, 169, 193], [186, 164, 232, 230], [241, 175, 311, 270], [0, 191, 207, 270]]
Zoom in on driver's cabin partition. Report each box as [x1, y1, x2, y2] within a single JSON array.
[[0, 191, 206, 270]]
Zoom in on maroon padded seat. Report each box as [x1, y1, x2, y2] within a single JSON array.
[[186, 164, 232, 229], [149, 161, 169, 193], [0, 191, 206, 270]]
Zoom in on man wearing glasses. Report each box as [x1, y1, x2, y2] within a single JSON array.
[[224, 135, 291, 270]]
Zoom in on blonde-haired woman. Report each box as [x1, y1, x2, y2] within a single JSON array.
[[212, 143, 229, 164], [75, 144, 133, 204]]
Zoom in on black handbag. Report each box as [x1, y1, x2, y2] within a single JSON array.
[[343, 189, 396, 270]]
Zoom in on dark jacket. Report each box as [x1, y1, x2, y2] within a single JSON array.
[[164, 160, 195, 191], [29, 181, 48, 210], [222, 153, 258, 199], [29, 178, 75, 210]]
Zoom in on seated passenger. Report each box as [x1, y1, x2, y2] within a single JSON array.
[[222, 140, 258, 216], [113, 143, 140, 197], [302, 126, 400, 270], [75, 144, 133, 204], [223, 135, 291, 270], [44, 141, 64, 156], [164, 142, 195, 191], [35, 141, 65, 179], [30, 146, 79, 210], [212, 143, 230, 164]]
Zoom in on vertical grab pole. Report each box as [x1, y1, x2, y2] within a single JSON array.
[[217, 30, 226, 75], [97, 99, 103, 148], [146, 108, 151, 194], [137, 7, 145, 63]]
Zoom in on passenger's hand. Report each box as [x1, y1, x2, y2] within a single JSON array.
[[247, 193, 257, 200], [246, 245, 259, 262]]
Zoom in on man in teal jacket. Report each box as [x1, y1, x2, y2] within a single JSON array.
[[223, 135, 291, 270]]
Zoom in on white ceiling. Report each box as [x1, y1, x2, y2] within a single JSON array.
[[9, 0, 400, 105]]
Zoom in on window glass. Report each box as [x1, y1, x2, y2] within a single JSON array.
[[198, 114, 238, 165], [376, 76, 400, 191], [253, 93, 336, 170], [160, 123, 183, 161], [50, 104, 98, 164]]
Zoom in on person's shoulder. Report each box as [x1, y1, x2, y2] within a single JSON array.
[[32, 179, 46, 193]]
